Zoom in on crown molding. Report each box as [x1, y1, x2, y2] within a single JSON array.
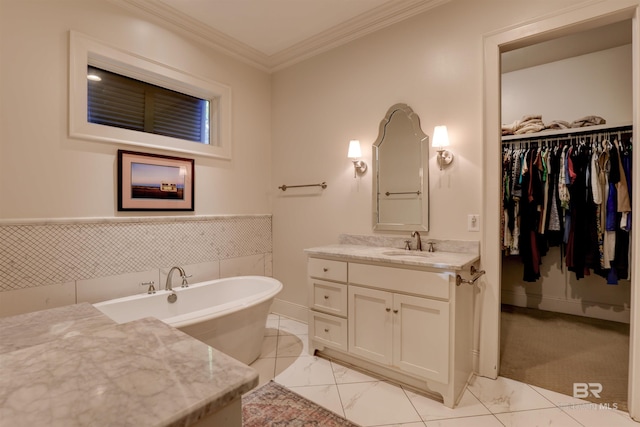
[[109, 0, 449, 73], [269, 0, 450, 71], [108, 0, 272, 71]]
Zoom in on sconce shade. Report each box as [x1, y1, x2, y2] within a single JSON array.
[[432, 125, 453, 170], [348, 139, 362, 158], [347, 139, 367, 177], [432, 126, 450, 148]]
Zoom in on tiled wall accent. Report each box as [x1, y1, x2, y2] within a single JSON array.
[[0, 215, 271, 292]]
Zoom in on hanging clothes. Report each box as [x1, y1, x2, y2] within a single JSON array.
[[501, 127, 633, 283]]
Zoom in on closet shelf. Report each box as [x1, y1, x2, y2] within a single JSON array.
[[501, 122, 632, 142]]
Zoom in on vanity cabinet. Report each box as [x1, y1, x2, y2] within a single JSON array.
[[349, 286, 449, 383], [307, 255, 475, 408]]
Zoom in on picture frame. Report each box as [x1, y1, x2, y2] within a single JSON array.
[[118, 150, 194, 211]]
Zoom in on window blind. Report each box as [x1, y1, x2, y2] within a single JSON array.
[[87, 66, 209, 144]]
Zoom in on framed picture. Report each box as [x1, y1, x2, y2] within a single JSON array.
[[118, 150, 194, 211]]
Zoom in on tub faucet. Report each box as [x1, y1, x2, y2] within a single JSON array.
[[166, 266, 186, 291], [411, 231, 422, 251]]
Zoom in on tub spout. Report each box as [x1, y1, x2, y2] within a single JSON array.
[[166, 266, 186, 291]]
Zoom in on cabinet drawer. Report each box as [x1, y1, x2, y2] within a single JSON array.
[[310, 279, 348, 317], [349, 263, 450, 300], [308, 258, 347, 282], [309, 311, 348, 351]]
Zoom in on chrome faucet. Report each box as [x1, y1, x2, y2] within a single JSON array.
[[166, 266, 187, 291], [411, 231, 422, 251]]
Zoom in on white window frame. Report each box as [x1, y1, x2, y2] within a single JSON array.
[[69, 31, 232, 159]]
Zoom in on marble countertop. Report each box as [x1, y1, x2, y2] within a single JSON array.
[[0, 303, 258, 427], [0, 302, 116, 355], [305, 244, 480, 271]]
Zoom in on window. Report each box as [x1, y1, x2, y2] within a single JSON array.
[[87, 66, 210, 144], [69, 31, 231, 159]]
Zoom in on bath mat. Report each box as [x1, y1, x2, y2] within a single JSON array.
[[242, 381, 360, 427]]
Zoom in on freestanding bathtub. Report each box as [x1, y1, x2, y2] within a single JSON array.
[[94, 275, 283, 365]]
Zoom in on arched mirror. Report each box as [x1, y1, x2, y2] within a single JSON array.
[[372, 104, 429, 231]]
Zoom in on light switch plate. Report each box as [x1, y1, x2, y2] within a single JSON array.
[[468, 214, 480, 232]]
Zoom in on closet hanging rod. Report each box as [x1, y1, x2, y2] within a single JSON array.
[[501, 123, 633, 144], [278, 182, 327, 191]]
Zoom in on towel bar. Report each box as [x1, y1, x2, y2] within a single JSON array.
[[279, 182, 327, 191]]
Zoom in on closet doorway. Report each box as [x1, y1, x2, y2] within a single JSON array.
[[482, 1, 640, 420], [499, 22, 632, 410]]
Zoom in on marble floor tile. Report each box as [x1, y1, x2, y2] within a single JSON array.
[[337, 381, 423, 426], [278, 317, 309, 337], [468, 375, 555, 414], [331, 360, 381, 384], [375, 423, 426, 427], [560, 405, 639, 427], [531, 385, 639, 427], [405, 387, 491, 421], [264, 327, 279, 337], [424, 414, 504, 427], [274, 355, 335, 387], [259, 335, 277, 358], [277, 333, 308, 358], [494, 407, 583, 426]]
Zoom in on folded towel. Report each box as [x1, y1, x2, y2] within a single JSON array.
[[546, 120, 571, 130], [502, 114, 545, 135], [570, 115, 606, 128], [514, 122, 545, 134], [520, 114, 542, 123]]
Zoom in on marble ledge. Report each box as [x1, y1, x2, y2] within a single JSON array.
[[0, 307, 258, 427], [0, 213, 272, 226], [305, 244, 480, 271]]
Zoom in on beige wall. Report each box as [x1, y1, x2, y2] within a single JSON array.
[[270, 0, 587, 312], [0, 0, 272, 219], [502, 44, 632, 125]]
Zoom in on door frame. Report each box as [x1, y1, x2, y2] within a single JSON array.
[[481, 0, 640, 419]]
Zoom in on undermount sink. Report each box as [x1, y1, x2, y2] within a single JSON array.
[[382, 250, 434, 258]]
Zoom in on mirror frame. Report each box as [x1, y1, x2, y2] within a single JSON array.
[[372, 103, 429, 232]]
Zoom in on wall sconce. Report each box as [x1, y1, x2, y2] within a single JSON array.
[[348, 139, 367, 178], [432, 125, 454, 170]]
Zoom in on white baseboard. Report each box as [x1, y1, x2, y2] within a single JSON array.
[[270, 298, 308, 323], [501, 290, 630, 323]]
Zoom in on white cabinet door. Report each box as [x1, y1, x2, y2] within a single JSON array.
[[393, 293, 450, 383], [348, 286, 393, 365]]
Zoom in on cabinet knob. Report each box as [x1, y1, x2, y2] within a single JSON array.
[[393, 309, 399, 314], [323, 267, 329, 272], [386, 308, 391, 312], [324, 295, 329, 299], [324, 328, 330, 332]]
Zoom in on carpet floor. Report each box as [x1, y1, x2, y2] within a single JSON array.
[[242, 381, 360, 427], [500, 304, 629, 412]]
